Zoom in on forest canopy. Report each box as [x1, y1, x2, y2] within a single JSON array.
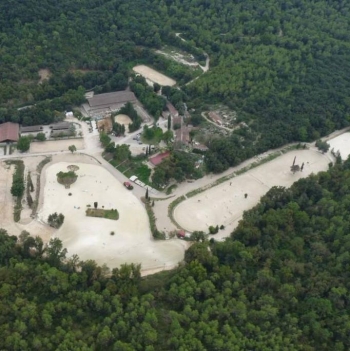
[[0, 0, 349, 150], [1, 158, 350, 350]]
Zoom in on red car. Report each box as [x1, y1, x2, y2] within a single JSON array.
[[123, 182, 133, 190]]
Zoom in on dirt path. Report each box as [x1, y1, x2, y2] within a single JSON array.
[[201, 112, 234, 132], [175, 32, 210, 85]]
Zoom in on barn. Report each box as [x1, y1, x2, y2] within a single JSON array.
[[0, 122, 20, 142], [84, 91, 137, 117]]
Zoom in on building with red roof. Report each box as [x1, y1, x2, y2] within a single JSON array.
[[0, 122, 20, 142], [149, 151, 170, 166]]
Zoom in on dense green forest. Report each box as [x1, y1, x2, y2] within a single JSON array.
[[2, 159, 350, 350], [1, 0, 350, 148]]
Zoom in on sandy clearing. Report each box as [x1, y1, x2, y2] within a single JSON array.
[[328, 132, 350, 160], [115, 114, 132, 133], [156, 50, 200, 68], [38, 162, 186, 270], [133, 65, 176, 86], [0, 162, 16, 229], [30, 139, 84, 153], [174, 150, 331, 239], [38, 69, 51, 84]]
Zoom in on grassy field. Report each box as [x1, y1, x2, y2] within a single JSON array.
[[86, 208, 119, 220]]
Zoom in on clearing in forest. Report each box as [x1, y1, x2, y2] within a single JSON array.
[[38, 69, 51, 84], [174, 150, 331, 238], [133, 65, 176, 86], [38, 162, 186, 271]]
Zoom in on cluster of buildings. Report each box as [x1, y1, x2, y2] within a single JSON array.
[[166, 102, 208, 152], [0, 121, 73, 143]]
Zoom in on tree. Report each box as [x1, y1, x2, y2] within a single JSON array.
[[45, 237, 67, 266], [56, 171, 77, 188], [17, 136, 31, 152], [162, 130, 173, 144], [145, 188, 149, 200], [36, 132, 46, 141], [315, 139, 330, 153], [11, 179, 24, 197], [114, 144, 131, 162], [100, 132, 111, 148], [153, 83, 161, 93], [167, 115, 171, 130], [68, 145, 77, 153], [47, 212, 65, 228]]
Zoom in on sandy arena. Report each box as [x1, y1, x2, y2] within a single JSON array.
[[133, 65, 176, 86], [174, 150, 331, 239], [38, 162, 186, 270], [115, 114, 132, 133], [30, 139, 84, 153], [328, 132, 350, 160]]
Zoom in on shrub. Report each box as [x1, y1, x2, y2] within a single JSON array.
[[209, 225, 219, 234], [48, 212, 65, 228]]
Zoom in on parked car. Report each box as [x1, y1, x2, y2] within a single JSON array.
[[123, 182, 133, 190]]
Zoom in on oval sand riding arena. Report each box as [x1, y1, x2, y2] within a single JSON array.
[[114, 114, 132, 132], [174, 149, 331, 240], [133, 65, 176, 86], [38, 161, 186, 272]]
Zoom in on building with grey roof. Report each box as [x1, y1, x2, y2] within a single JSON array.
[[83, 91, 137, 117]]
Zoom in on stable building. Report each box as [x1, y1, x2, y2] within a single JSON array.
[[21, 125, 43, 137], [50, 122, 71, 131], [83, 91, 137, 117], [0, 122, 20, 142]]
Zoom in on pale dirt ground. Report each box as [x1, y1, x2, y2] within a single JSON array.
[[0, 158, 55, 242], [38, 162, 187, 271], [174, 150, 331, 239], [156, 50, 200, 68], [133, 65, 176, 86], [38, 69, 51, 84], [328, 132, 350, 160], [97, 117, 113, 133], [115, 114, 132, 133], [30, 139, 84, 153]]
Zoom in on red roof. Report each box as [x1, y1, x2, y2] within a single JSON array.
[[166, 102, 178, 117], [149, 151, 170, 166], [0, 122, 19, 142]]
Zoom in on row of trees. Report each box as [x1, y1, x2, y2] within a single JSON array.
[[130, 76, 166, 120], [152, 151, 202, 187], [114, 102, 142, 133]]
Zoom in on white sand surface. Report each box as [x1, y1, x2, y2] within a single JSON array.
[[30, 139, 84, 153], [115, 114, 132, 133], [133, 65, 176, 86], [174, 150, 330, 238], [38, 162, 186, 270], [328, 133, 350, 160]]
